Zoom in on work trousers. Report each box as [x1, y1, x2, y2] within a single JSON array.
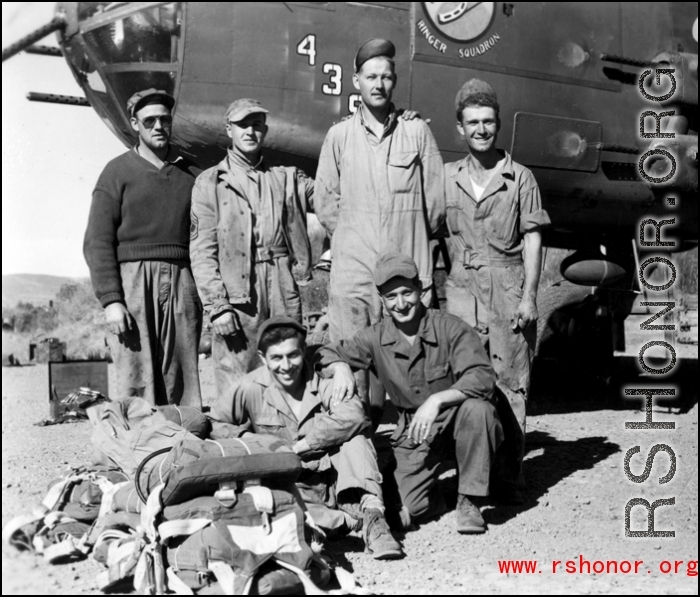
[[446, 263, 536, 488], [107, 261, 202, 408], [212, 257, 301, 400], [390, 399, 503, 519], [296, 434, 384, 534]]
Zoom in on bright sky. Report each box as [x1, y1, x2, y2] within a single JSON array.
[[2, 3, 125, 278]]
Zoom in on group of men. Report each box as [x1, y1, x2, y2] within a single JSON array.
[[84, 38, 549, 560]]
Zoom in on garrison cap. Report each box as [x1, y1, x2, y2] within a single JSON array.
[[226, 98, 269, 124], [455, 78, 498, 112], [374, 252, 419, 288], [257, 316, 307, 347], [355, 38, 396, 71], [127, 88, 175, 116]]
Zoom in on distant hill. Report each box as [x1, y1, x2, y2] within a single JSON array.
[[2, 274, 76, 308]]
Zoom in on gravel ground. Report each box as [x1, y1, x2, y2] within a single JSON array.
[[2, 355, 698, 595]]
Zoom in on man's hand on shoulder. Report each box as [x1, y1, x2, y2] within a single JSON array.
[[326, 362, 356, 409], [212, 310, 241, 337], [398, 109, 431, 124], [105, 303, 133, 336], [513, 297, 538, 331]]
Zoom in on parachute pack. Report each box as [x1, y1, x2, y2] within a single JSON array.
[[3, 397, 369, 595]]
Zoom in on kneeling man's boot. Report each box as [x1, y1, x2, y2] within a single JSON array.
[[363, 509, 405, 560], [455, 494, 487, 534]]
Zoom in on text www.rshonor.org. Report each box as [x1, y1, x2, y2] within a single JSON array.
[[498, 556, 698, 576]]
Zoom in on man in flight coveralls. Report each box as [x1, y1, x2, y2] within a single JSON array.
[[315, 38, 445, 418], [445, 79, 551, 498]]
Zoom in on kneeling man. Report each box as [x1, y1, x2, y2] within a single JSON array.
[[210, 317, 403, 560], [317, 253, 503, 533]]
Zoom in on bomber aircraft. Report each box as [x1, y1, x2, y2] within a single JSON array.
[[3, 2, 697, 374]]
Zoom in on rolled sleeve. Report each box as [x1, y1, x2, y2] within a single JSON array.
[[304, 384, 368, 451], [518, 175, 550, 234]]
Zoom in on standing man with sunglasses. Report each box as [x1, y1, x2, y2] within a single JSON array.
[[84, 88, 203, 408]]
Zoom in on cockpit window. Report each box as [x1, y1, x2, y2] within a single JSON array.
[[82, 3, 181, 64], [108, 71, 176, 117]]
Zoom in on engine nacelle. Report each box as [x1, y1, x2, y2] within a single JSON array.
[[561, 251, 627, 286]]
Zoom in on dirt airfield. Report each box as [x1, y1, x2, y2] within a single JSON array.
[[2, 346, 698, 595]]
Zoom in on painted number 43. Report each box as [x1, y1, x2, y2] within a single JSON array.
[[297, 34, 343, 96]]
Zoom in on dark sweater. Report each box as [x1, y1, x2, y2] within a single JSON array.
[[84, 148, 199, 307]]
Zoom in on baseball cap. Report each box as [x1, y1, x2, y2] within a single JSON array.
[[374, 252, 419, 287], [355, 38, 396, 71], [226, 99, 269, 124], [126, 88, 175, 116], [455, 78, 498, 112], [256, 316, 307, 348]]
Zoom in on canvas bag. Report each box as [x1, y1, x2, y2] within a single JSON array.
[[146, 436, 303, 506], [2, 466, 129, 564], [88, 396, 200, 480], [157, 492, 326, 594]]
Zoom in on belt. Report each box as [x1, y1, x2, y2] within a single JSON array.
[[458, 249, 523, 269], [255, 244, 289, 263]]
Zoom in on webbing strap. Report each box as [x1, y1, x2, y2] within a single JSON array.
[[242, 486, 274, 514], [43, 511, 78, 530], [274, 560, 327, 595], [98, 481, 131, 518], [166, 567, 195, 595], [97, 534, 144, 592], [158, 518, 212, 543], [215, 482, 238, 508], [243, 486, 274, 534], [133, 541, 167, 596], [209, 561, 237, 595], [43, 536, 83, 564], [93, 529, 131, 555], [141, 484, 165, 542], [40, 476, 76, 512]]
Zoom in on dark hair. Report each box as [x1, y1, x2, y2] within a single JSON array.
[[258, 326, 306, 356], [456, 92, 500, 123]]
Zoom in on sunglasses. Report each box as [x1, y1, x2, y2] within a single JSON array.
[[138, 114, 173, 129]]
